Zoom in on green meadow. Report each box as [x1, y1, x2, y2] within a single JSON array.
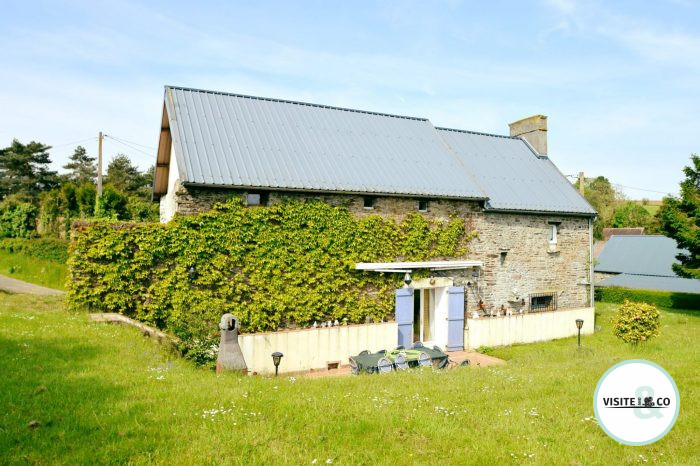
[[0, 293, 697, 465]]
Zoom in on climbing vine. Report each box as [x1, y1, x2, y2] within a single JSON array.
[[67, 198, 476, 364]]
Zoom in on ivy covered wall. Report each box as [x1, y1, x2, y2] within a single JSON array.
[[67, 198, 475, 363]]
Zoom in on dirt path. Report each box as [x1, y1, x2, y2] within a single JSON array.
[[0, 274, 65, 296]]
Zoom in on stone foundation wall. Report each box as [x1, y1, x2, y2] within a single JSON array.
[[162, 185, 591, 311]]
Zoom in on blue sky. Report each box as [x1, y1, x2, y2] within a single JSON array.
[[2, 0, 698, 198]]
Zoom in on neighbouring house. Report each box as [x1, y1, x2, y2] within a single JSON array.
[[152, 86, 596, 373], [602, 227, 645, 241], [595, 235, 700, 294]]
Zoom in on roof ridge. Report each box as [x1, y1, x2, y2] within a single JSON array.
[[164, 85, 428, 122], [614, 272, 691, 279], [609, 235, 669, 238], [435, 126, 516, 140]]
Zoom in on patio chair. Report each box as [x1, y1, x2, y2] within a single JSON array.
[[377, 357, 393, 373], [417, 352, 431, 367], [349, 357, 359, 375], [394, 353, 409, 370]]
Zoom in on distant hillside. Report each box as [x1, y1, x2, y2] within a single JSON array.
[[632, 199, 662, 215]]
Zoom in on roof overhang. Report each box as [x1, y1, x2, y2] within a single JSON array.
[[152, 101, 172, 201], [356, 260, 482, 273]]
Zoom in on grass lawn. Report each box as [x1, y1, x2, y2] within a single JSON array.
[[0, 250, 67, 290], [1, 294, 697, 465], [641, 204, 660, 216]]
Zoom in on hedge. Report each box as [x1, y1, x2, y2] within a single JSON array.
[[0, 237, 69, 263], [67, 198, 476, 365], [595, 286, 700, 310], [0, 202, 37, 238]]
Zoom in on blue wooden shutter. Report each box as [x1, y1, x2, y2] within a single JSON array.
[[395, 288, 414, 348], [447, 286, 465, 351]]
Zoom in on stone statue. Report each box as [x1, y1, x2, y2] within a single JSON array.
[[216, 313, 247, 373]]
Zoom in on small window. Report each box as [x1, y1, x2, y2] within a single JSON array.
[[246, 191, 269, 206], [418, 199, 429, 212], [548, 223, 558, 244], [529, 292, 557, 312], [363, 196, 376, 209]]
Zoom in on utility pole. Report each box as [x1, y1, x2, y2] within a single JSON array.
[[578, 171, 585, 195], [97, 131, 103, 196]]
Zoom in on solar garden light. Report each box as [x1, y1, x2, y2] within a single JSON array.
[[575, 319, 584, 347], [271, 352, 283, 376]]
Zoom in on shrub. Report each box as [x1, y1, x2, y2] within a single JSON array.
[[0, 200, 37, 238], [0, 237, 69, 263], [595, 286, 700, 310], [94, 186, 129, 220], [67, 198, 476, 365], [127, 197, 159, 222], [612, 300, 660, 345]]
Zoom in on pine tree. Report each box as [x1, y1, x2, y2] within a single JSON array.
[[659, 155, 700, 279], [104, 154, 146, 195], [62, 145, 96, 184], [0, 139, 58, 201]]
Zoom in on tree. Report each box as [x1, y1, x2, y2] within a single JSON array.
[[104, 154, 150, 197], [76, 183, 96, 217], [95, 186, 129, 220], [0, 139, 58, 201], [658, 154, 700, 279], [576, 176, 624, 239], [610, 202, 652, 229], [62, 146, 96, 184]]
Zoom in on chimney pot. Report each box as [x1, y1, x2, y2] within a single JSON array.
[[509, 115, 547, 155]]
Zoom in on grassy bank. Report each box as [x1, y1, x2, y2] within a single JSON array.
[[1, 295, 697, 464], [0, 250, 67, 290]]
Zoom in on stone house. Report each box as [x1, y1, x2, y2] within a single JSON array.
[[151, 86, 595, 371]]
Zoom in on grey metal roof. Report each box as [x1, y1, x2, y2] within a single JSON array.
[[164, 86, 485, 199], [161, 85, 596, 215], [595, 235, 687, 276], [597, 274, 700, 294], [437, 128, 596, 215]]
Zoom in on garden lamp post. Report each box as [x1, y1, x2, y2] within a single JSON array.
[[575, 319, 584, 347], [271, 352, 283, 376]]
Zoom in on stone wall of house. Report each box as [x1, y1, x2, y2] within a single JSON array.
[[162, 185, 592, 311]]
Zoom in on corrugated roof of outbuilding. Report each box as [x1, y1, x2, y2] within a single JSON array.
[[595, 235, 687, 276], [159, 85, 596, 215], [597, 273, 700, 294]]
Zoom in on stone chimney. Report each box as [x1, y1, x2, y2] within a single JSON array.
[[509, 115, 547, 155]]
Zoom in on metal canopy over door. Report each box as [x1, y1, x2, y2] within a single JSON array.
[[446, 286, 465, 351], [395, 288, 414, 348]]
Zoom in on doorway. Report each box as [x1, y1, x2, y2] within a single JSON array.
[[412, 288, 445, 346]]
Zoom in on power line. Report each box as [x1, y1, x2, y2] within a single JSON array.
[[611, 183, 673, 196], [103, 135, 154, 161], [50, 137, 98, 149], [566, 174, 673, 196], [105, 134, 156, 150]]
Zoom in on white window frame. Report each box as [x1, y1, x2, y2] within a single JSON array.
[[548, 223, 558, 245]]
